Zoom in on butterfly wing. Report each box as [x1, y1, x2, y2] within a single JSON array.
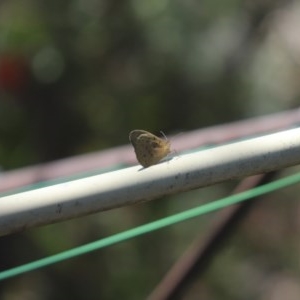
[[129, 130, 170, 167]]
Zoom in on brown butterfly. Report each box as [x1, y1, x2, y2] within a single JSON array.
[[129, 130, 171, 167]]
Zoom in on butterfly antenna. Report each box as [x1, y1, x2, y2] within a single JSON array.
[[160, 131, 168, 141]]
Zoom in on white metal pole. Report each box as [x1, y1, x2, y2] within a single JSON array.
[[0, 127, 300, 236]]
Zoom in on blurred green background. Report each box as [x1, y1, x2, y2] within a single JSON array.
[[1, 0, 300, 299]]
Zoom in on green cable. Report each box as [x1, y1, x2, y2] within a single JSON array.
[[0, 171, 300, 281]]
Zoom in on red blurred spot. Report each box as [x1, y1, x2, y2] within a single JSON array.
[[0, 54, 28, 92]]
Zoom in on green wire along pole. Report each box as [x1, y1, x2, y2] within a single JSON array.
[[0, 127, 300, 237]]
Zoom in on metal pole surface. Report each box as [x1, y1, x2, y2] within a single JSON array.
[[0, 127, 300, 236]]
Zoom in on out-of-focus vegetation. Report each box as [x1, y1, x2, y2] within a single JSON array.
[[1, 0, 300, 299]]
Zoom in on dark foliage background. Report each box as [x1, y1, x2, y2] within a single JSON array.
[[1, 0, 300, 299]]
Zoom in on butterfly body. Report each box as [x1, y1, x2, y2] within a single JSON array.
[[129, 130, 171, 167]]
